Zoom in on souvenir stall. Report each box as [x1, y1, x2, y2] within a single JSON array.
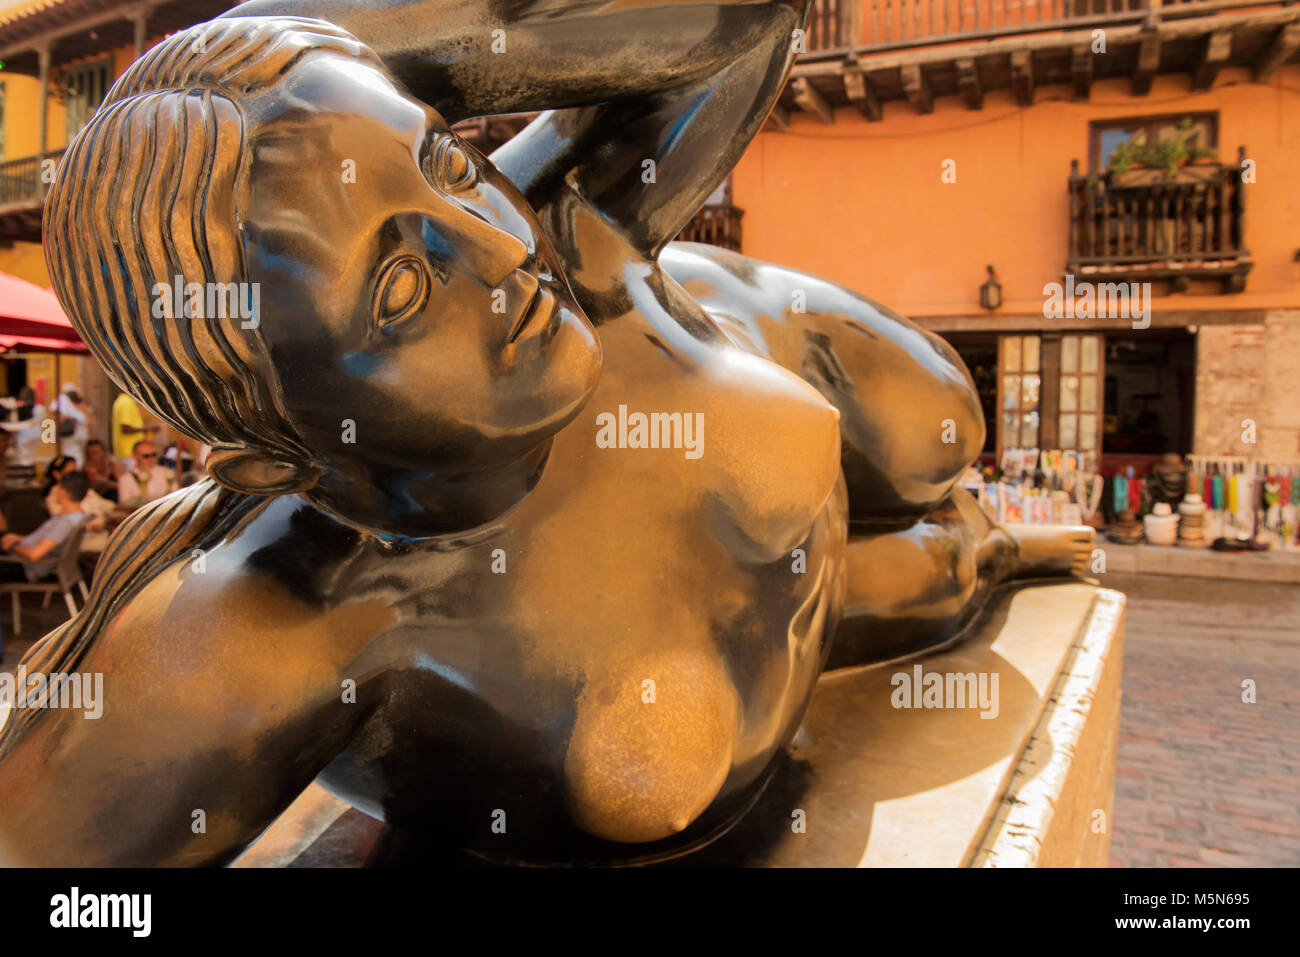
[[1098, 454, 1300, 550], [964, 447, 1105, 527]]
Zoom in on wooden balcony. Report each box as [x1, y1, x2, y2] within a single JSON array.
[[774, 0, 1300, 123], [676, 204, 745, 252], [451, 113, 538, 154], [0, 0, 231, 76], [0, 150, 66, 246], [1066, 148, 1251, 292], [806, 0, 1162, 56]]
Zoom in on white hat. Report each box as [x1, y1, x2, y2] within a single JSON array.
[[61, 382, 78, 393]]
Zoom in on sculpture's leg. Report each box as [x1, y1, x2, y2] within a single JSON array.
[[828, 487, 1095, 669]]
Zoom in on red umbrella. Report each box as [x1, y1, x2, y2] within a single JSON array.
[[0, 334, 90, 355], [0, 270, 84, 344]]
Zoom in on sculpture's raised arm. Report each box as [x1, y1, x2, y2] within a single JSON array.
[[222, 0, 801, 119], [223, 0, 807, 256]]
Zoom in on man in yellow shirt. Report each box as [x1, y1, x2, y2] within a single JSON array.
[[110, 393, 159, 461]]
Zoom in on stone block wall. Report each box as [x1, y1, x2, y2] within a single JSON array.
[[1194, 311, 1300, 460]]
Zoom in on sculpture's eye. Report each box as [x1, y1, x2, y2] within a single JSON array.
[[428, 136, 477, 193], [373, 255, 429, 332]]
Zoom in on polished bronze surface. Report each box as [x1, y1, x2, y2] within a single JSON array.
[[0, 3, 1092, 866]]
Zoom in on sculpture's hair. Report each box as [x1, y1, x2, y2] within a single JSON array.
[[2, 18, 383, 753], [44, 16, 381, 461]]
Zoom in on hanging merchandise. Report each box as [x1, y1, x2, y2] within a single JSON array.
[[1186, 455, 1300, 551]]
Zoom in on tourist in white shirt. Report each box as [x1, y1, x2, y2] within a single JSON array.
[[118, 440, 171, 507], [12, 387, 46, 465], [56, 383, 91, 464]]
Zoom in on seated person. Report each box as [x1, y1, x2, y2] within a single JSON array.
[[45, 477, 113, 531], [40, 454, 77, 500], [83, 439, 121, 502], [0, 428, 11, 490], [0, 430, 9, 535], [117, 440, 170, 507], [0, 471, 88, 583]]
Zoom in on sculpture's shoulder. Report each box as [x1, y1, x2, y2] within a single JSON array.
[[55, 484, 390, 697], [95, 480, 263, 583]]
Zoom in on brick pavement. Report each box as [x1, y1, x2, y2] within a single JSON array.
[[1104, 572, 1300, 867]]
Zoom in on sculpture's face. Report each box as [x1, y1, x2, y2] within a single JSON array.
[[243, 55, 601, 472]]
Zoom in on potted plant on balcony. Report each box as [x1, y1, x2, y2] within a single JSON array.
[[1107, 118, 1217, 186]]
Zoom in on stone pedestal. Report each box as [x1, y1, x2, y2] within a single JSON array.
[[237, 581, 1126, 868]]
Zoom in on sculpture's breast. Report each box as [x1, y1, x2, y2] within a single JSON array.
[[320, 295, 846, 862]]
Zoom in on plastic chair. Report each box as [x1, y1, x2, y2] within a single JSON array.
[[0, 520, 90, 636]]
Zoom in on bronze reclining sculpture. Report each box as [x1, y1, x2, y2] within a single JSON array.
[[0, 0, 1092, 865]]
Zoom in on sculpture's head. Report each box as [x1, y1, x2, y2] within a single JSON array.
[[45, 16, 601, 535]]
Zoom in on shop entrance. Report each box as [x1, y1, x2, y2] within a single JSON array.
[[943, 328, 1196, 467], [1102, 329, 1197, 460]]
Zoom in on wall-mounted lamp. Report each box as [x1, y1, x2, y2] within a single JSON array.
[[979, 265, 1002, 311]]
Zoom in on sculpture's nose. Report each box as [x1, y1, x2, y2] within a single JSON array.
[[439, 204, 530, 288]]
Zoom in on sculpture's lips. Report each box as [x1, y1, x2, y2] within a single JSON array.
[[508, 282, 555, 343]]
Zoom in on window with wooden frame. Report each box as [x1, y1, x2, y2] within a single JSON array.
[[1090, 112, 1218, 173], [1057, 334, 1105, 452], [997, 334, 1041, 452]]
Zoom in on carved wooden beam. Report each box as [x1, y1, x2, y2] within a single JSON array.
[[1253, 21, 1300, 82], [900, 63, 933, 115], [765, 102, 790, 132], [791, 76, 834, 125], [1133, 28, 1161, 96], [842, 65, 882, 122], [1191, 30, 1231, 91], [956, 57, 983, 111], [1010, 50, 1034, 106], [1071, 44, 1093, 101]]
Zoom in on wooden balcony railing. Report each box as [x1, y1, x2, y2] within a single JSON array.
[[805, 0, 858, 50], [1066, 149, 1251, 291], [0, 149, 66, 208], [677, 204, 745, 252], [803, 0, 1267, 55]]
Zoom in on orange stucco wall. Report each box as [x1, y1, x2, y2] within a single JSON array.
[[731, 66, 1300, 318]]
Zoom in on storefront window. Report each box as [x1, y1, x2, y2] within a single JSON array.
[[997, 334, 1042, 452], [1058, 334, 1104, 452]]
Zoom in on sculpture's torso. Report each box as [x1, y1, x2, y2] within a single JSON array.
[[231, 212, 847, 863]]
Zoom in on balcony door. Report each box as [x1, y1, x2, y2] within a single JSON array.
[[64, 58, 113, 142]]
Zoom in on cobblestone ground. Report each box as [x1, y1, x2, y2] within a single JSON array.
[[1105, 572, 1300, 867]]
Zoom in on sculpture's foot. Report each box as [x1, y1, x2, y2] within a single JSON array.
[[995, 522, 1096, 580]]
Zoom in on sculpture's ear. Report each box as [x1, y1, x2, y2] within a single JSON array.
[[206, 447, 319, 495]]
